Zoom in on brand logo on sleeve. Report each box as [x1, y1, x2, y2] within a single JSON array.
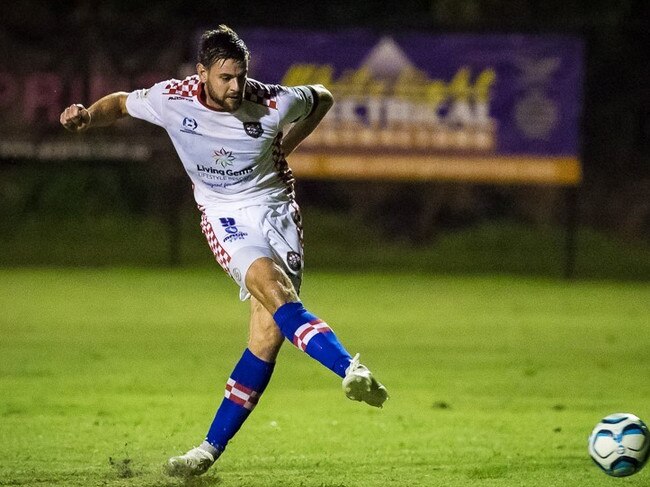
[[243, 122, 264, 138]]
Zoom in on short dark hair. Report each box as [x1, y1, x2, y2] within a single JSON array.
[[198, 25, 250, 68]]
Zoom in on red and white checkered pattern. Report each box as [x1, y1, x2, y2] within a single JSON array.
[[290, 199, 304, 250], [163, 75, 201, 97], [200, 212, 232, 276], [272, 132, 295, 198], [244, 80, 278, 109], [293, 319, 332, 351], [225, 378, 259, 411]]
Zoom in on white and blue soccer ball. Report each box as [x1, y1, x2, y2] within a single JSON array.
[[588, 413, 650, 477]]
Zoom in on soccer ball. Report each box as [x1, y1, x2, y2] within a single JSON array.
[[588, 413, 650, 477]]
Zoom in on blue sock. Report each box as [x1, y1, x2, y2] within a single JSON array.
[[205, 348, 274, 452], [273, 302, 352, 378]]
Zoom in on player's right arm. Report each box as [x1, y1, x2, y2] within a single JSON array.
[[60, 92, 129, 132]]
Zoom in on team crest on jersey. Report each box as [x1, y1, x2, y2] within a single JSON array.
[[243, 122, 264, 138], [287, 251, 302, 272]]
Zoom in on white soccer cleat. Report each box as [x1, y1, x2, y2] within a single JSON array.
[[342, 353, 389, 408], [165, 446, 215, 477]]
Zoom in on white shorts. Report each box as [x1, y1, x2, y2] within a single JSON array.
[[199, 200, 304, 300]]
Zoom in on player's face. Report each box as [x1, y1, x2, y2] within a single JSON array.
[[198, 58, 248, 112]]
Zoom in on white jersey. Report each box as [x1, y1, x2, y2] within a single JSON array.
[[125, 75, 315, 209]]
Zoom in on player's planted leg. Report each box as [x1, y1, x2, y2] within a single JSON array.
[[166, 299, 282, 477], [166, 348, 275, 476]]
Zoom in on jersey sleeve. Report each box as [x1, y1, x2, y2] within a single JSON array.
[[277, 85, 316, 126], [125, 80, 169, 128]]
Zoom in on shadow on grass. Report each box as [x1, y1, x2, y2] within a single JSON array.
[[106, 456, 221, 486], [157, 476, 221, 487]]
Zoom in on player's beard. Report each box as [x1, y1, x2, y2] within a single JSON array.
[[206, 82, 242, 112]]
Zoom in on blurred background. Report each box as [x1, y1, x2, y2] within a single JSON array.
[[0, 0, 648, 280]]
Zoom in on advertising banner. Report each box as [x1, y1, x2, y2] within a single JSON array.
[[243, 30, 584, 185]]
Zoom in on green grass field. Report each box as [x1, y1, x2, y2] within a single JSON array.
[[1, 269, 649, 486]]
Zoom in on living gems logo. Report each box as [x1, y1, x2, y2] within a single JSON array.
[[196, 147, 253, 179], [213, 147, 236, 168]]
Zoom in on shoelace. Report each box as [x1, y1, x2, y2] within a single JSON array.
[[347, 353, 360, 374], [182, 447, 212, 466]]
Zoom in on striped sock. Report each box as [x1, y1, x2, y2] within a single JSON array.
[[205, 348, 274, 452], [273, 302, 352, 378]]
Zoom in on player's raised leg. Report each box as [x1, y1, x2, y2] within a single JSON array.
[[246, 257, 388, 407], [166, 297, 283, 477]]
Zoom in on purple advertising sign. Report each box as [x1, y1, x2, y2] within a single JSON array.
[[240, 30, 584, 184]]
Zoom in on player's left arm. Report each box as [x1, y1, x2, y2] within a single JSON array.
[[281, 84, 333, 156]]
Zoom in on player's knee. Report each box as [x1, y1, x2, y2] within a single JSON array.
[[246, 257, 298, 311]]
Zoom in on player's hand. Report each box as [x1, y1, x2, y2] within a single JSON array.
[[60, 104, 91, 132]]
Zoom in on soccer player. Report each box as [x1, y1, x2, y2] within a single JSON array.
[[60, 25, 388, 477]]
